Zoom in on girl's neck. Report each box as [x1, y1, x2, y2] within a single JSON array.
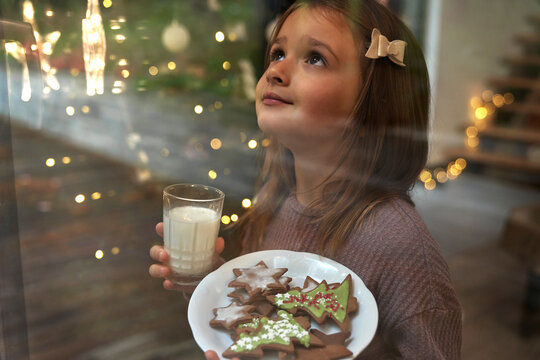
[[292, 148, 343, 207]]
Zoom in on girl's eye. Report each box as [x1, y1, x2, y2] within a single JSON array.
[[270, 48, 285, 62], [307, 53, 326, 66]]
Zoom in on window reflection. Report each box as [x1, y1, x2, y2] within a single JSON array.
[[1, 0, 539, 359]]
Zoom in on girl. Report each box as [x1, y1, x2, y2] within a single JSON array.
[[149, 0, 462, 358]]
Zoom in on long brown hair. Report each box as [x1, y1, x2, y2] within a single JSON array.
[[238, 0, 430, 256]]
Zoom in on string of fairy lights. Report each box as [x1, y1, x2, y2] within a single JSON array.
[[418, 89, 515, 191]]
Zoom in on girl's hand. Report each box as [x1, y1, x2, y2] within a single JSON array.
[[149, 222, 226, 293], [205, 350, 239, 360]]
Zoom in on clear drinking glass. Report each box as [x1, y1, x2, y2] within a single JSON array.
[[163, 183, 225, 286]]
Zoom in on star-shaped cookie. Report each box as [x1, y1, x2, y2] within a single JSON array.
[[228, 261, 288, 296]]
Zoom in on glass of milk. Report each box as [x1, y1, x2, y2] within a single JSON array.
[[163, 183, 225, 286]]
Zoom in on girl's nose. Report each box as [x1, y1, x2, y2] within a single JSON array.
[[265, 61, 290, 86]]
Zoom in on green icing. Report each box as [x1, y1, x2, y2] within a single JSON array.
[[273, 278, 350, 323], [230, 311, 310, 353]]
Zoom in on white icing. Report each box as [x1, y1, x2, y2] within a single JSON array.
[[236, 265, 285, 291], [215, 303, 251, 326]]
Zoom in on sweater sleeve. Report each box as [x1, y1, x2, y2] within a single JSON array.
[[386, 308, 462, 360]]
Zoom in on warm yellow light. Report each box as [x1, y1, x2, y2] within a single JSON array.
[[112, 88, 123, 94], [449, 165, 461, 176], [215, 31, 225, 42], [434, 168, 448, 183], [70, 68, 80, 76], [475, 107, 488, 120], [492, 94, 505, 107], [161, 148, 170, 157], [111, 246, 120, 255], [4, 42, 18, 53], [45, 158, 55, 167], [503, 92, 514, 105], [424, 179, 436, 191], [447, 171, 458, 180], [470, 97, 483, 108], [42, 41, 53, 55], [82, 1, 106, 96], [23, 1, 34, 22], [121, 69, 130, 78], [168, 61, 177, 71], [80, 105, 90, 114], [118, 58, 127, 66], [214, 101, 223, 109], [231, 214, 238, 222], [475, 119, 487, 131], [221, 215, 231, 225], [481, 90, 493, 102], [242, 198, 252, 208], [208, 170, 217, 180], [467, 137, 480, 148], [485, 103, 495, 115], [95, 250, 104, 259], [115, 34, 126, 43], [46, 10, 54, 17], [248, 140, 258, 149], [466, 126, 478, 138], [62, 156, 71, 164], [75, 194, 86, 203], [194, 105, 204, 114], [210, 138, 222, 150], [419, 169, 432, 182], [103, 0, 112, 8], [261, 138, 271, 147], [148, 66, 158, 76], [91, 192, 102, 200], [222, 61, 231, 70], [455, 158, 467, 170], [66, 106, 75, 116]]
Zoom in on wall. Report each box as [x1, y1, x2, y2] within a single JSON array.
[[429, 0, 539, 165]]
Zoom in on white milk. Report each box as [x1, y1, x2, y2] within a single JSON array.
[[163, 206, 220, 276]]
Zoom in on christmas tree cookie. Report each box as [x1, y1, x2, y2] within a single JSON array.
[[222, 310, 324, 358], [268, 274, 358, 331]]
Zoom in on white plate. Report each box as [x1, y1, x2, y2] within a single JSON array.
[[188, 250, 378, 359]]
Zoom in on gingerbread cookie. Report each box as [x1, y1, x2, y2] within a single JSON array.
[[222, 310, 324, 359], [209, 302, 256, 330], [268, 274, 357, 331], [228, 261, 288, 296]]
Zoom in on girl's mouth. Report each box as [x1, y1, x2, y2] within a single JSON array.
[[262, 92, 292, 105]]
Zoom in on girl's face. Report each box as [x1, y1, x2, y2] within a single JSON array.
[[256, 6, 362, 153]]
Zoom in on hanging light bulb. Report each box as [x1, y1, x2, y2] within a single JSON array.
[[4, 42, 31, 101], [23, 1, 61, 90], [82, 0, 107, 96]]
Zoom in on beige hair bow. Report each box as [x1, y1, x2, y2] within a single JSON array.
[[365, 28, 407, 67]]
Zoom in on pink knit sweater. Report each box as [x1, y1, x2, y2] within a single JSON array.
[[242, 194, 462, 359]]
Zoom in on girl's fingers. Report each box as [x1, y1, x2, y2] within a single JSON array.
[[163, 279, 196, 293], [149, 264, 169, 278], [155, 222, 164, 237], [149, 245, 168, 262], [215, 237, 225, 254]]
